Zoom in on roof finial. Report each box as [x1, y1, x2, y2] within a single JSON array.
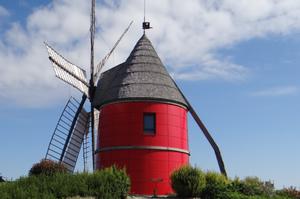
[[142, 0, 152, 34]]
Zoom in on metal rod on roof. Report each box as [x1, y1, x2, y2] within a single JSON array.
[[144, 0, 146, 22], [143, 0, 146, 34], [142, 0, 152, 33]]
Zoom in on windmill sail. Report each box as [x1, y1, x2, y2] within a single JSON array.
[[45, 96, 89, 172], [45, 43, 89, 96], [62, 108, 89, 172], [45, 0, 132, 172], [93, 21, 133, 83]]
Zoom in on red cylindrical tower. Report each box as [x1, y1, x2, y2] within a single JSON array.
[[93, 34, 189, 195], [97, 102, 188, 194]]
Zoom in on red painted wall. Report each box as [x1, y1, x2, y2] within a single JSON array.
[[96, 101, 189, 195]]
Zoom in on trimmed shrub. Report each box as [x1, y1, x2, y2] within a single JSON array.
[[170, 165, 206, 197], [87, 166, 130, 199], [201, 171, 230, 199], [29, 159, 67, 176]]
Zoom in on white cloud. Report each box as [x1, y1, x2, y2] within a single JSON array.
[[1, 0, 300, 107], [250, 86, 299, 97], [0, 5, 9, 17], [171, 54, 248, 81]]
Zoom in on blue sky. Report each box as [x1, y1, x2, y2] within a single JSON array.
[[0, 0, 300, 188]]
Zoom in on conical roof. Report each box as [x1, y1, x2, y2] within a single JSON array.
[[92, 34, 187, 108]]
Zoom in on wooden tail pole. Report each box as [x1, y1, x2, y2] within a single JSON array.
[[188, 103, 227, 177], [171, 80, 227, 177]]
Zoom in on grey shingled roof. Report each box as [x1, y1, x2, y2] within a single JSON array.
[[92, 34, 187, 108]]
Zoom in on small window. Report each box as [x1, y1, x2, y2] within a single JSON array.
[[143, 113, 156, 134]]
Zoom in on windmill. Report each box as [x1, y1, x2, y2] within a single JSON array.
[[44, 0, 133, 172], [43, 1, 228, 194]]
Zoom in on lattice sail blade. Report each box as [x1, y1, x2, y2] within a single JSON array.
[[45, 96, 90, 172], [62, 108, 89, 172], [45, 43, 89, 96]]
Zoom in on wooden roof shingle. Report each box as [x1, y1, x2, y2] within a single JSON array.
[[93, 34, 187, 108]]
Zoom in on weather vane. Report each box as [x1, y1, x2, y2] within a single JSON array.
[[142, 0, 152, 33]]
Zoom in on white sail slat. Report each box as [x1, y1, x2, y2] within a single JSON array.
[[45, 43, 89, 96]]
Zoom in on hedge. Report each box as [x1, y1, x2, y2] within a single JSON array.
[[0, 166, 130, 199], [171, 166, 297, 199]]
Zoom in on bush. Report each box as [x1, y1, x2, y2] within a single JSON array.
[[0, 166, 130, 199], [87, 166, 130, 199], [232, 177, 275, 197], [29, 159, 67, 176], [202, 171, 230, 199], [170, 165, 206, 197], [170, 166, 293, 199], [0, 176, 57, 199], [45, 173, 90, 198], [277, 186, 300, 199], [242, 177, 266, 196]]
